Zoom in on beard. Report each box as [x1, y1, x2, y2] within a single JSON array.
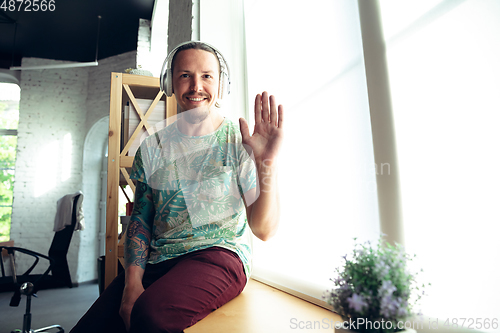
[[181, 106, 211, 124], [179, 92, 215, 124]]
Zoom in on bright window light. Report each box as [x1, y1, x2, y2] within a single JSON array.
[[380, 0, 500, 328], [0, 83, 21, 101], [245, 0, 380, 302]]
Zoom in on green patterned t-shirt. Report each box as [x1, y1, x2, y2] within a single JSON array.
[[130, 118, 256, 277]]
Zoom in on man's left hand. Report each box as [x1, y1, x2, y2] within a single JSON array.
[[239, 91, 284, 165]]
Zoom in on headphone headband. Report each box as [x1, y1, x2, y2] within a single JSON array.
[[160, 41, 231, 105]]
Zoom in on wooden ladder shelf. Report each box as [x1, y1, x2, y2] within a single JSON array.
[[105, 73, 176, 288]]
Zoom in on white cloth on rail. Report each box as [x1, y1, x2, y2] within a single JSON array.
[[53, 191, 85, 232]]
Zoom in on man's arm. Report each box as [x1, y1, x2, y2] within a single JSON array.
[[244, 160, 280, 241], [119, 180, 155, 330], [124, 181, 154, 270], [239, 91, 284, 241]]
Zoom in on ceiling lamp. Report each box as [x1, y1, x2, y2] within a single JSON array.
[[10, 61, 99, 71]]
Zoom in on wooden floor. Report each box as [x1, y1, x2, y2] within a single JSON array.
[[186, 279, 342, 333]]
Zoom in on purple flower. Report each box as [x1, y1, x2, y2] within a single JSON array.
[[375, 260, 390, 278], [334, 277, 345, 285], [380, 294, 398, 317], [397, 302, 408, 317], [379, 280, 397, 295], [347, 293, 368, 313]]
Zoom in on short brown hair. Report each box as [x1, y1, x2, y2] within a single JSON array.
[[171, 42, 222, 75]]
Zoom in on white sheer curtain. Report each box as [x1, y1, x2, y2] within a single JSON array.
[[379, 0, 500, 330], [244, 0, 500, 328], [244, 0, 380, 304]]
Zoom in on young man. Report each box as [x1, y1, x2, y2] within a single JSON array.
[[71, 41, 284, 333]]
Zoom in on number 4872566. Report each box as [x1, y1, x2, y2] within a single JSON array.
[[1, 0, 56, 12]]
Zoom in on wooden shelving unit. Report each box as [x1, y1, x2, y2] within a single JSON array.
[[105, 73, 176, 288]]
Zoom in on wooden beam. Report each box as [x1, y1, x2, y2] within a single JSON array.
[[122, 73, 160, 87], [105, 73, 122, 288], [120, 167, 136, 193], [121, 86, 164, 157], [105, 72, 176, 290], [123, 84, 153, 134], [120, 156, 135, 168]]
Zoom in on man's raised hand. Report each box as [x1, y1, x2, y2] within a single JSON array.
[[239, 91, 284, 165]]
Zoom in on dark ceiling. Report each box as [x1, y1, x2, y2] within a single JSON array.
[[0, 0, 155, 70]]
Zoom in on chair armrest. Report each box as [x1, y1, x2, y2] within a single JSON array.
[[0, 246, 54, 294], [4, 246, 53, 263]]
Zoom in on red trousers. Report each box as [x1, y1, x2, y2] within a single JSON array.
[[70, 247, 246, 333]]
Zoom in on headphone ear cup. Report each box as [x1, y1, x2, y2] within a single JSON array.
[[160, 54, 174, 97], [215, 71, 229, 108], [218, 72, 225, 100], [219, 72, 230, 99], [223, 70, 230, 96], [165, 68, 173, 97]]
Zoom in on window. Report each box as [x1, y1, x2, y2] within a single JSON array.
[[379, 0, 500, 326], [244, 0, 380, 305], [0, 83, 20, 242], [244, 0, 500, 330]]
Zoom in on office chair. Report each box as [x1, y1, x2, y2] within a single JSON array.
[[0, 193, 82, 332], [48, 193, 82, 289], [0, 194, 81, 294], [0, 246, 65, 333]]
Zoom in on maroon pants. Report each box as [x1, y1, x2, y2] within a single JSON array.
[[70, 247, 246, 333]]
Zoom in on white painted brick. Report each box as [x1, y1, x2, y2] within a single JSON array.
[[85, 51, 136, 132], [11, 57, 88, 280]]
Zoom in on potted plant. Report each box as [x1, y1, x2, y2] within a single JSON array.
[[125, 65, 153, 77], [324, 236, 426, 333]]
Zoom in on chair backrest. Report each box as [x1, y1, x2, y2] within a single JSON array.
[[48, 194, 80, 254], [47, 194, 81, 288]]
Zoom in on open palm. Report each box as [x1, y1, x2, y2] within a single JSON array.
[[239, 92, 284, 164]]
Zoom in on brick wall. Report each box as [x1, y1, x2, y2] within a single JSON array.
[[11, 58, 89, 277], [86, 51, 136, 133], [11, 51, 136, 282]]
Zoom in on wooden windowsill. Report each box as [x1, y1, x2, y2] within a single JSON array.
[[185, 278, 342, 332]]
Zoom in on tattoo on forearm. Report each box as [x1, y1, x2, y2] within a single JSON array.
[[124, 223, 151, 269], [133, 239, 149, 266], [127, 220, 140, 239], [124, 181, 154, 270]]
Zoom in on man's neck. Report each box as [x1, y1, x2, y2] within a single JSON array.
[[177, 109, 225, 136]]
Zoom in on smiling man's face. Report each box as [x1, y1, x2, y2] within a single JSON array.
[[172, 48, 220, 116]]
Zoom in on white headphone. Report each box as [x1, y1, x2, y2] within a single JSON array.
[[160, 41, 231, 105]]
